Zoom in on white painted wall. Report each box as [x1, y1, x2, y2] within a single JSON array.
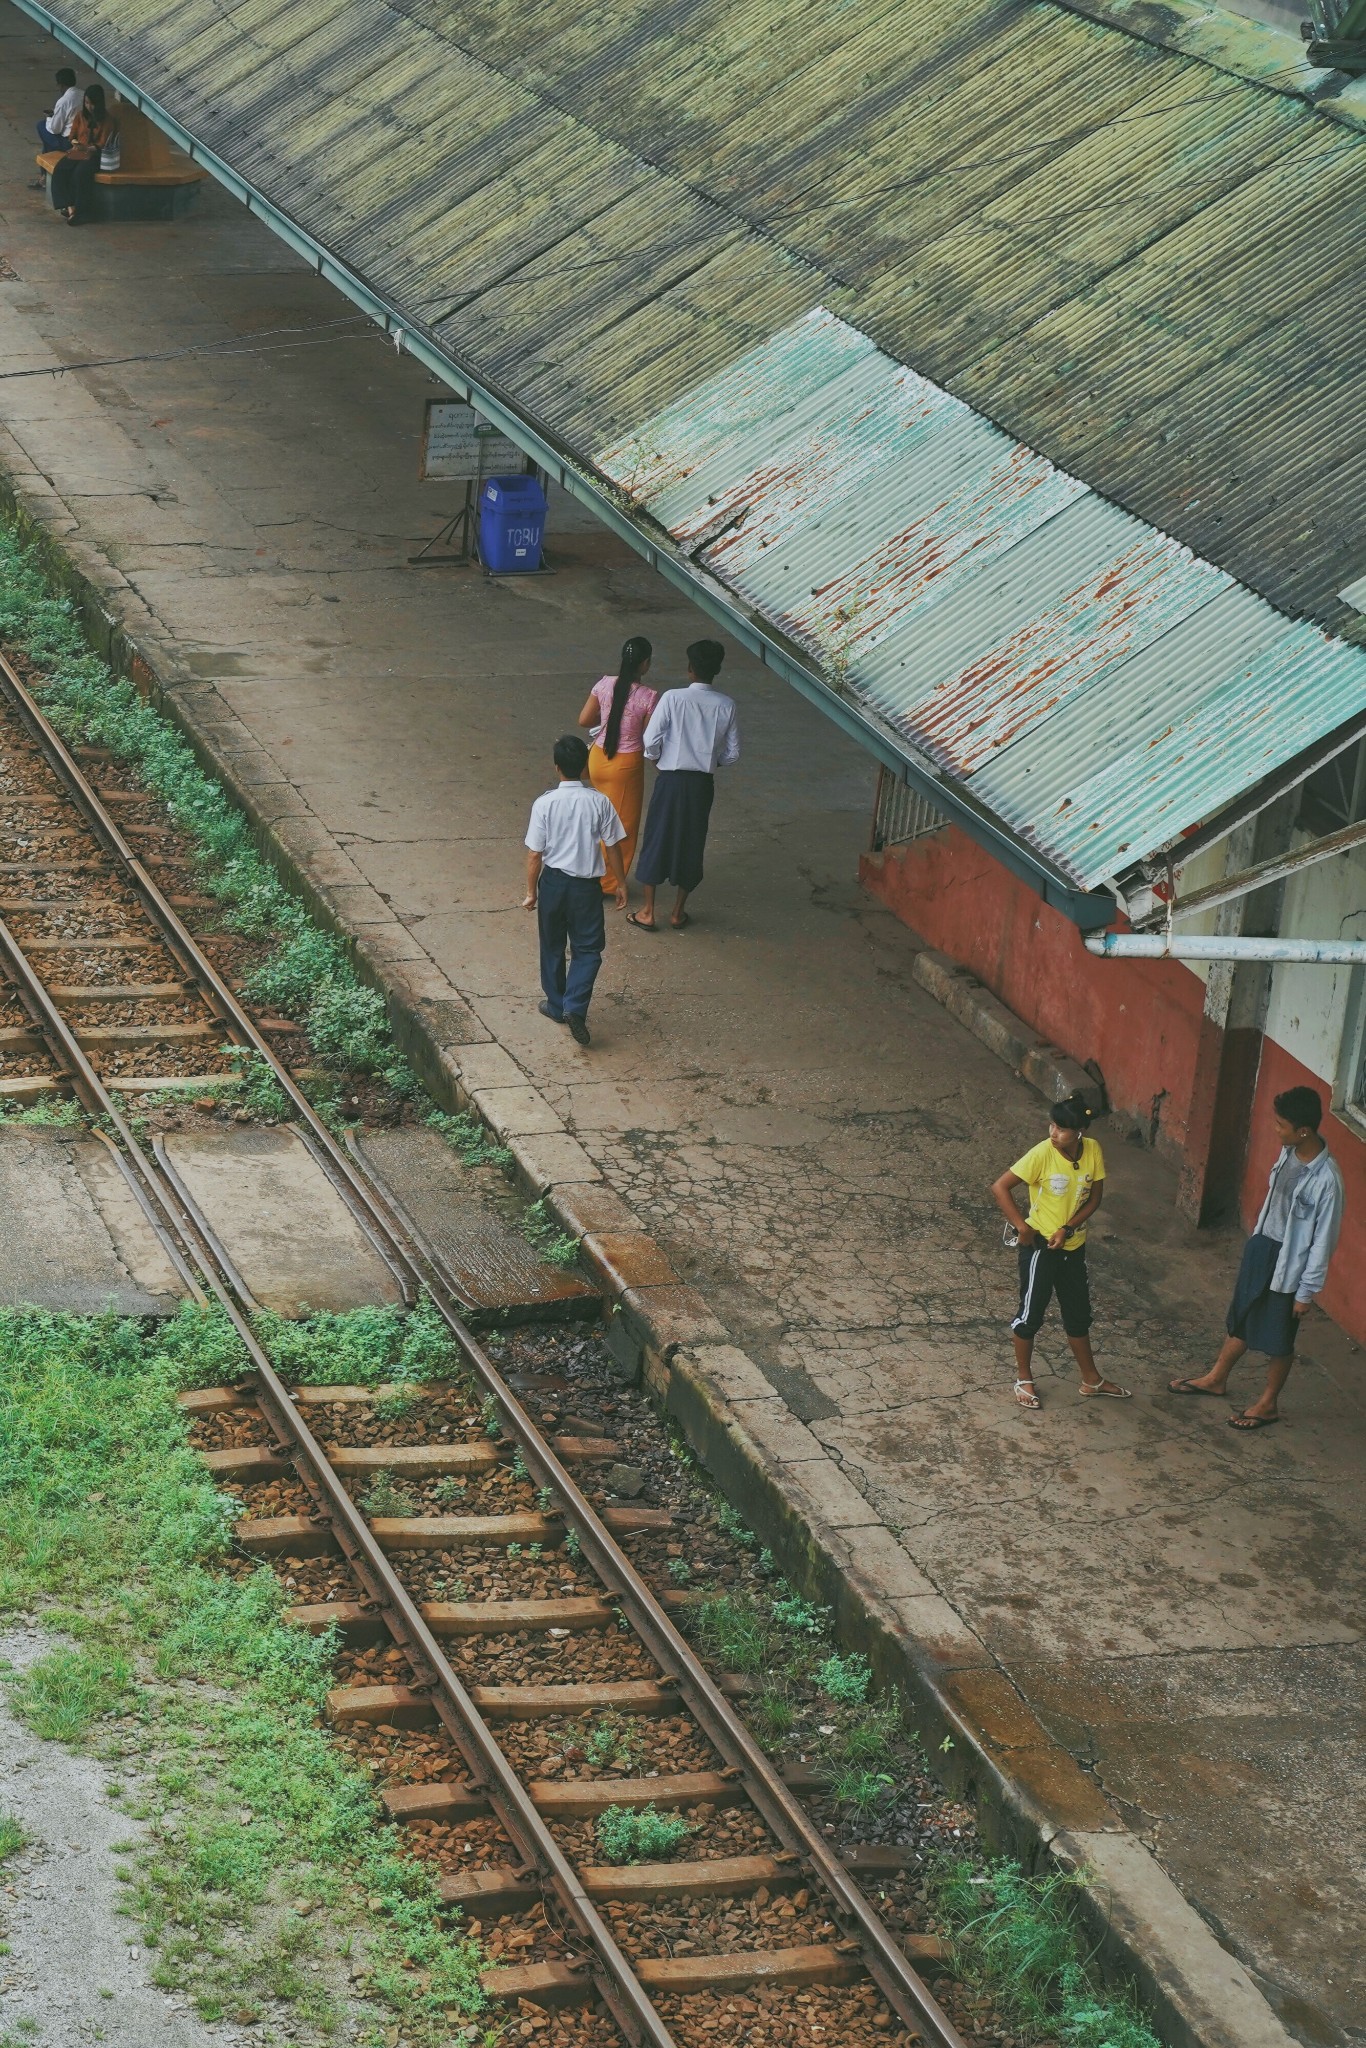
[[1263, 842, 1366, 1085]]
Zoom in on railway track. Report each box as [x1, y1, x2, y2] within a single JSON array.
[[0, 650, 966, 2048]]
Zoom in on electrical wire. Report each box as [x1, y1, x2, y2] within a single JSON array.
[[0, 312, 376, 383]]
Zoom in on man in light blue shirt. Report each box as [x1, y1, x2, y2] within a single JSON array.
[[1170, 1084, 1345, 1429], [524, 734, 626, 1046], [630, 639, 739, 933]]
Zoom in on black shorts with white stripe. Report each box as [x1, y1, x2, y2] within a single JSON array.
[[1011, 1242, 1091, 1339]]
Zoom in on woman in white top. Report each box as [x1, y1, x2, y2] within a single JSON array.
[[576, 636, 658, 897]]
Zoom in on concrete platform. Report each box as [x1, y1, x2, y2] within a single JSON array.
[[159, 1128, 402, 1316], [1, 14, 1361, 2041], [0, 1130, 182, 1314]]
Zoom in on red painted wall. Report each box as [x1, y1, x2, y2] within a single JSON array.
[[861, 826, 1207, 1155], [1242, 1034, 1366, 1339]]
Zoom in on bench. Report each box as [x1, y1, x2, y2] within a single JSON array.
[[37, 104, 206, 221]]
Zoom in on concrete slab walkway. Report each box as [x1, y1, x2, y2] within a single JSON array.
[[0, 1129, 182, 1313], [1, 15, 1362, 2043]]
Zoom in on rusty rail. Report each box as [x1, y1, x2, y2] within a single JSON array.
[[0, 649, 967, 2048]]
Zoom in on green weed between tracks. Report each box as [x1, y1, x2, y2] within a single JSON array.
[[594, 1806, 691, 1865], [0, 522, 414, 1103], [691, 1555, 1161, 2048], [0, 516, 582, 1271], [0, 1305, 491, 2045], [930, 1860, 1162, 2048]]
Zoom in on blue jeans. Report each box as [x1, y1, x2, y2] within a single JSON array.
[[37, 122, 72, 152], [537, 866, 605, 1020]]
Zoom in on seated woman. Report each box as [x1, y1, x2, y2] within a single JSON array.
[[49, 84, 120, 225], [577, 636, 658, 896]]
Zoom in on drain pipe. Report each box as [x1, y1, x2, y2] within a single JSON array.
[[1086, 934, 1366, 964]]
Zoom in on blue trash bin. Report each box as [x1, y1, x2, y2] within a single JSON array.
[[479, 473, 547, 574]]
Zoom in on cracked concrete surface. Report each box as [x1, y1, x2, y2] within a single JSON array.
[[0, 16, 1362, 2040]]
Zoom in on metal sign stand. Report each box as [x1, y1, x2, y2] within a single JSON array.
[[410, 404, 530, 568], [409, 478, 475, 567]]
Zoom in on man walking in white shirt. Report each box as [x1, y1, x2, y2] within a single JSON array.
[[630, 639, 739, 932], [524, 735, 627, 1045]]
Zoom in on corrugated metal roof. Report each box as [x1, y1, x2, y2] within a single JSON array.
[[19, 0, 1366, 902], [599, 310, 1366, 890], [29, 0, 1366, 637]]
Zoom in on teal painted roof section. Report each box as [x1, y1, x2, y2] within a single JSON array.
[[601, 310, 1366, 890]]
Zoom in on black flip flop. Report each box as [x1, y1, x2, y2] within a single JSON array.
[[671, 913, 691, 930], [626, 912, 656, 932], [1169, 1378, 1224, 1397], [1229, 1411, 1281, 1431]]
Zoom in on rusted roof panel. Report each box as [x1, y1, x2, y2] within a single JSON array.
[[605, 310, 1366, 889], [996, 623, 1366, 885]]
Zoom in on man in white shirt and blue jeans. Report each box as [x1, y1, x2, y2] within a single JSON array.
[[35, 67, 81, 160], [630, 638, 739, 932], [524, 734, 627, 1045]]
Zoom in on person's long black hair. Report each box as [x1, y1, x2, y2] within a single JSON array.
[[602, 636, 652, 760], [83, 82, 108, 125]]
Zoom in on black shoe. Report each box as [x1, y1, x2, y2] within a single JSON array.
[[538, 1000, 565, 1024], [566, 1013, 590, 1045]]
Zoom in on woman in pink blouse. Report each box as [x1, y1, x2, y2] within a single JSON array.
[[577, 636, 658, 895]]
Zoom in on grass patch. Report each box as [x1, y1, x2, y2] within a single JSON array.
[[814, 1650, 871, 1704], [595, 1805, 691, 1864], [771, 1589, 826, 1636], [226, 1050, 292, 1122], [0, 1815, 28, 1862], [695, 1592, 776, 1674], [519, 1197, 580, 1270], [426, 1110, 513, 1171], [0, 1303, 489, 2044], [360, 1472, 417, 1519], [0, 516, 418, 1102], [930, 1858, 1162, 2048], [9, 1643, 134, 1744], [580, 1714, 644, 1773], [0, 1098, 86, 1129]]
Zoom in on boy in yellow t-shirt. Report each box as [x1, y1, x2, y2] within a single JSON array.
[[990, 1100, 1130, 1411]]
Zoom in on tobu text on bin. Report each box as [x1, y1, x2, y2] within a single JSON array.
[[479, 474, 547, 574]]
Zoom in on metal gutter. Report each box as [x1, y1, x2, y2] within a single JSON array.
[[11, 0, 1114, 931], [1086, 933, 1366, 964]]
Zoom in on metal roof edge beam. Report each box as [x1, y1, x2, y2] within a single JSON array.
[[1133, 815, 1366, 931], [12, 0, 1116, 933]]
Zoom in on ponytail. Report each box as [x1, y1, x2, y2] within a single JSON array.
[[603, 636, 652, 760]]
